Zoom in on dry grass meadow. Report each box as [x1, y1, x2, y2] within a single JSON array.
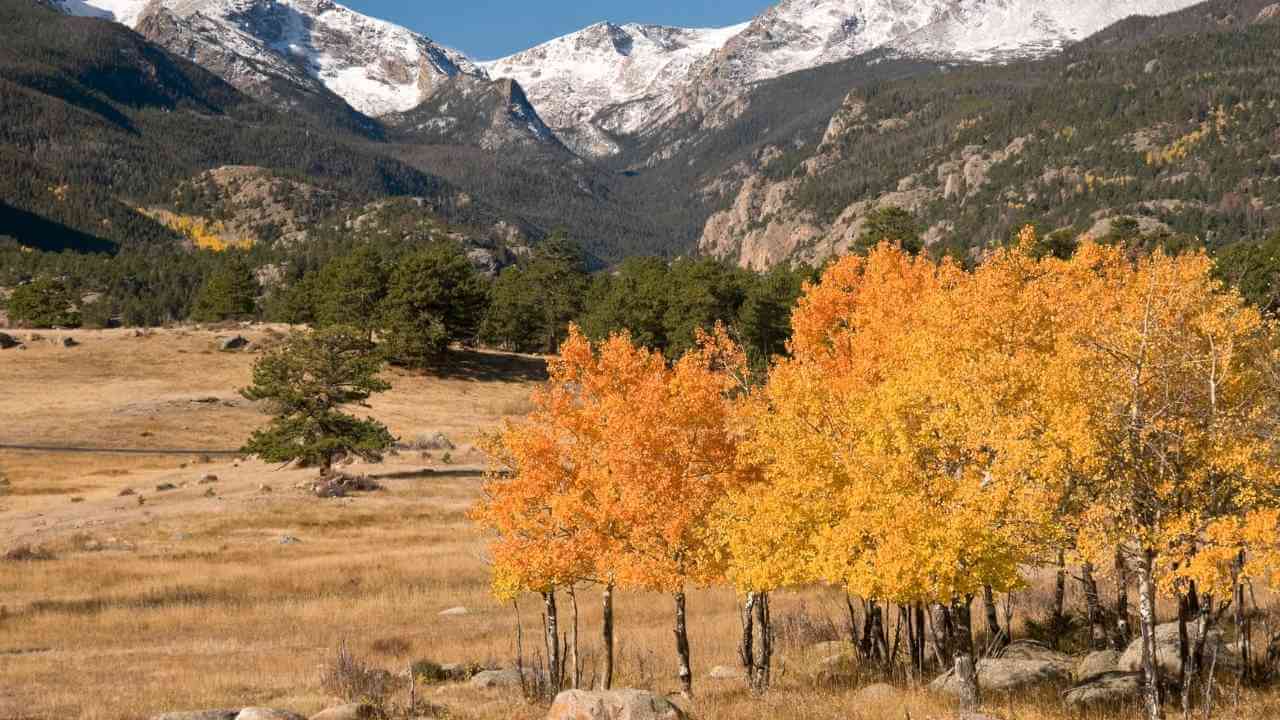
[[2, 327, 1278, 720]]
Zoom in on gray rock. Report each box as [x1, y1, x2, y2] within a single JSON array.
[[236, 710, 305, 720], [998, 640, 1074, 672], [470, 668, 524, 690], [546, 689, 686, 720], [220, 336, 250, 351], [931, 658, 1072, 696], [1063, 671, 1143, 708], [61, 336, 80, 347], [151, 711, 240, 720], [1258, 4, 1280, 23], [1077, 649, 1122, 680], [1118, 622, 1238, 676], [1144, 58, 1163, 75], [279, 535, 301, 545], [0, 332, 19, 350], [707, 665, 744, 680], [199, 474, 219, 484], [309, 705, 376, 720]]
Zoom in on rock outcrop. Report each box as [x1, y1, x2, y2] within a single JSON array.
[[545, 690, 686, 720]]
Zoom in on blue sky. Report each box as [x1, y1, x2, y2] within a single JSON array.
[[346, 1, 772, 60]]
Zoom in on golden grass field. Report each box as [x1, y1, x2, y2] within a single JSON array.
[[1, 328, 1278, 720]]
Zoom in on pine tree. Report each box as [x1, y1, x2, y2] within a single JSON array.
[[380, 243, 488, 367], [479, 235, 588, 353], [240, 326, 394, 474], [191, 254, 258, 322], [6, 277, 80, 328], [314, 245, 388, 334]]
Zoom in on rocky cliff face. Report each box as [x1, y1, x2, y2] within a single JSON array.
[[383, 75, 565, 153]]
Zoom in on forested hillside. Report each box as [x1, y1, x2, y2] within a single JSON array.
[[698, 0, 1280, 267]]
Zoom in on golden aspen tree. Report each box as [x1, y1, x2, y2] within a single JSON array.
[[1041, 243, 1280, 720], [729, 244, 1060, 707]]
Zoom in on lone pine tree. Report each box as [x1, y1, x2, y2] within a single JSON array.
[[240, 325, 394, 474]]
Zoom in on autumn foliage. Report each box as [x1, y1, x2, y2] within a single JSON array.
[[474, 231, 1280, 718]]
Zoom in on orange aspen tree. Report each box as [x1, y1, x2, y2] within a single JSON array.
[[476, 325, 752, 698], [1040, 243, 1280, 720]]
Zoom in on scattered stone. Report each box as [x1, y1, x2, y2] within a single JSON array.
[[412, 432, 455, 451], [199, 474, 218, 484], [1076, 649, 1123, 680], [309, 474, 382, 498], [1144, 58, 1163, 75], [1256, 4, 1280, 23], [546, 689, 686, 720], [438, 606, 469, 617], [1063, 671, 1144, 708], [931, 658, 1072, 696], [149, 711, 239, 720], [470, 668, 525, 690], [155, 483, 177, 492], [61, 336, 79, 348], [279, 535, 301, 545], [708, 665, 744, 680], [220, 336, 250, 352], [0, 332, 19, 350], [309, 705, 377, 720], [235, 709, 305, 720]]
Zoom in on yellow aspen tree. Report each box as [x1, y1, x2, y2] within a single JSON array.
[[1042, 243, 1280, 720]]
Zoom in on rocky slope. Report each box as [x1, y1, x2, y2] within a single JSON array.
[[697, 0, 1280, 268]]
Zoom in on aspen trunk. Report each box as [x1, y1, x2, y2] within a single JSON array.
[[1082, 562, 1107, 651], [674, 592, 693, 698], [950, 597, 980, 710], [1115, 547, 1132, 651], [544, 590, 562, 693], [600, 583, 614, 691], [914, 604, 927, 676], [569, 587, 581, 689], [1136, 548, 1165, 720], [982, 585, 1005, 652], [751, 591, 772, 693], [930, 603, 955, 669], [1233, 552, 1250, 684], [1181, 593, 1212, 720], [740, 593, 756, 674], [1052, 549, 1067, 648]]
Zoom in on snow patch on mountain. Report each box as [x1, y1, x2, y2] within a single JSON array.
[[482, 21, 746, 156], [57, 0, 484, 117]]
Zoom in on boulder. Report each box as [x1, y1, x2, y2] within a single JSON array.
[[61, 336, 79, 347], [1144, 58, 1163, 75], [546, 689, 686, 720], [998, 640, 1074, 672], [707, 665, 744, 680], [1256, 4, 1280, 23], [220, 336, 250, 351], [236, 710, 305, 720], [931, 658, 1072, 696], [470, 668, 524, 690], [1077, 649, 1123, 680], [1118, 622, 1238, 676], [151, 712, 239, 720], [1063, 671, 1143, 708], [0, 332, 19, 349], [309, 705, 376, 720]]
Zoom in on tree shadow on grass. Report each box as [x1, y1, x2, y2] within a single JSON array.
[[419, 348, 549, 384]]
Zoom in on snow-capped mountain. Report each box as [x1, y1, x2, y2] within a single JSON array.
[[57, 0, 484, 117], [482, 21, 746, 156]]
